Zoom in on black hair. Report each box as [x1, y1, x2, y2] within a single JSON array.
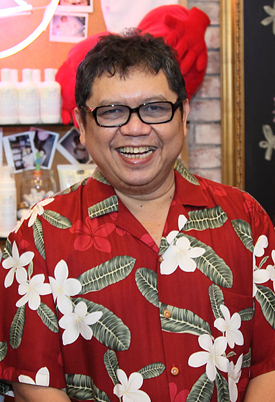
[[75, 29, 187, 124]]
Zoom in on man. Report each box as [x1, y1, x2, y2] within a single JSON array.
[[0, 31, 275, 402]]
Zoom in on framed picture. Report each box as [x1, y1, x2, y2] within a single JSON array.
[[56, 126, 92, 164], [49, 12, 88, 43], [221, 0, 275, 221], [57, 0, 93, 13], [30, 127, 59, 170], [3, 132, 35, 173]]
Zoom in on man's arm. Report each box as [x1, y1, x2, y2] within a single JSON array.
[[10, 382, 71, 402], [244, 371, 275, 401]]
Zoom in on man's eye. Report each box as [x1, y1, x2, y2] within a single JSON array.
[[143, 103, 170, 114], [98, 107, 126, 119]]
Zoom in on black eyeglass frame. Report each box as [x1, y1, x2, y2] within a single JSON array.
[[82, 99, 183, 127]]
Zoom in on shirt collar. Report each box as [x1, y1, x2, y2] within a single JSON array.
[[87, 160, 209, 219]]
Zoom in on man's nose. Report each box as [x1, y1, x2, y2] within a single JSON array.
[[119, 112, 151, 135]]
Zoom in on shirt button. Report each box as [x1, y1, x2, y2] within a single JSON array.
[[158, 255, 163, 263], [163, 309, 171, 319], [171, 366, 179, 376]]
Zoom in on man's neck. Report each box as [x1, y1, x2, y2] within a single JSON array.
[[115, 180, 175, 247]]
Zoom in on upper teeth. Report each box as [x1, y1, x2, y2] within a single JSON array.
[[118, 146, 155, 154]]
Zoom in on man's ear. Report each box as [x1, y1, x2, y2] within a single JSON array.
[[74, 107, 87, 146], [182, 100, 190, 138]]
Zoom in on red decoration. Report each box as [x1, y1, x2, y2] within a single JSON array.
[[56, 5, 210, 125]]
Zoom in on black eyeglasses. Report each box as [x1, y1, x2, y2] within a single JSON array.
[[82, 99, 182, 127]]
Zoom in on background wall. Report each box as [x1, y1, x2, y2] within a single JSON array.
[[187, 0, 221, 183], [0, 0, 222, 183]]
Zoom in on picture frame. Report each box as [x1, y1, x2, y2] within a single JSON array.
[[49, 12, 88, 43], [221, 0, 275, 220], [56, 126, 92, 164], [57, 0, 93, 13], [30, 127, 59, 170], [3, 132, 35, 173]]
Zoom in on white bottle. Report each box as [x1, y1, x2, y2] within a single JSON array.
[[0, 166, 17, 238], [10, 69, 19, 87], [32, 69, 42, 123], [0, 68, 18, 125], [18, 68, 39, 124], [40, 68, 61, 124]]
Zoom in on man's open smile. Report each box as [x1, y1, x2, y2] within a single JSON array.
[[116, 146, 156, 159]]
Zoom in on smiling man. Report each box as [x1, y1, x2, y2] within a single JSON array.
[[0, 30, 275, 402]]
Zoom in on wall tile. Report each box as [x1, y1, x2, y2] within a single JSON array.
[[188, 99, 221, 122]]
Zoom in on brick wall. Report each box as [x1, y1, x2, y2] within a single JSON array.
[[187, 0, 221, 183]]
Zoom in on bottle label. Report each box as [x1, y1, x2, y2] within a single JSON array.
[[0, 192, 17, 236], [0, 88, 17, 116]]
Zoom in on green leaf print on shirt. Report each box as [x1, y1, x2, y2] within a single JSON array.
[[174, 159, 200, 185], [138, 362, 166, 379], [231, 219, 254, 253], [135, 268, 159, 308], [209, 284, 225, 320], [10, 305, 25, 350], [0, 342, 7, 361], [160, 304, 211, 336], [184, 206, 228, 232], [135, 268, 211, 336], [32, 218, 45, 260], [179, 234, 233, 288], [255, 285, 275, 329], [78, 256, 136, 294], [37, 302, 59, 333], [42, 210, 72, 229], [104, 349, 165, 388], [73, 298, 131, 351], [65, 373, 110, 402], [186, 372, 214, 402], [88, 195, 119, 219], [93, 169, 110, 185], [2, 238, 12, 259], [104, 349, 119, 386], [215, 369, 230, 402]]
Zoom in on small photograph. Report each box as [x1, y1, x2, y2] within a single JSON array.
[[50, 13, 88, 43], [3, 132, 35, 173], [57, 127, 91, 164], [30, 127, 59, 170], [57, 0, 93, 13]]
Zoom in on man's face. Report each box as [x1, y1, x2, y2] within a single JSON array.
[[75, 68, 190, 198]]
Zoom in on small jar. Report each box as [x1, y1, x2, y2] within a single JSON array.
[[21, 170, 57, 208]]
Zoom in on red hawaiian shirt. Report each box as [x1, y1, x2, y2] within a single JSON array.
[[0, 160, 275, 402]]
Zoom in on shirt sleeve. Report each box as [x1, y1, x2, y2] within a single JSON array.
[[0, 218, 66, 393]]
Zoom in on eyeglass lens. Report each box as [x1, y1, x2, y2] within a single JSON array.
[[96, 102, 174, 127]]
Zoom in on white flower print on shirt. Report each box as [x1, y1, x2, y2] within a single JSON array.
[[49, 259, 81, 315], [253, 235, 270, 296], [59, 301, 102, 345], [16, 274, 52, 310], [228, 355, 243, 402], [26, 197, 55, 227], [188, 334, 229, 381], [214, 305, 244, 348], [19, 367, 50, 386], [113, 369, 151, 402], [267, 249, 275, 292], [166, 214, 188, 244], [2, 241, 34, 288], [160, 236, 205, 275]]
